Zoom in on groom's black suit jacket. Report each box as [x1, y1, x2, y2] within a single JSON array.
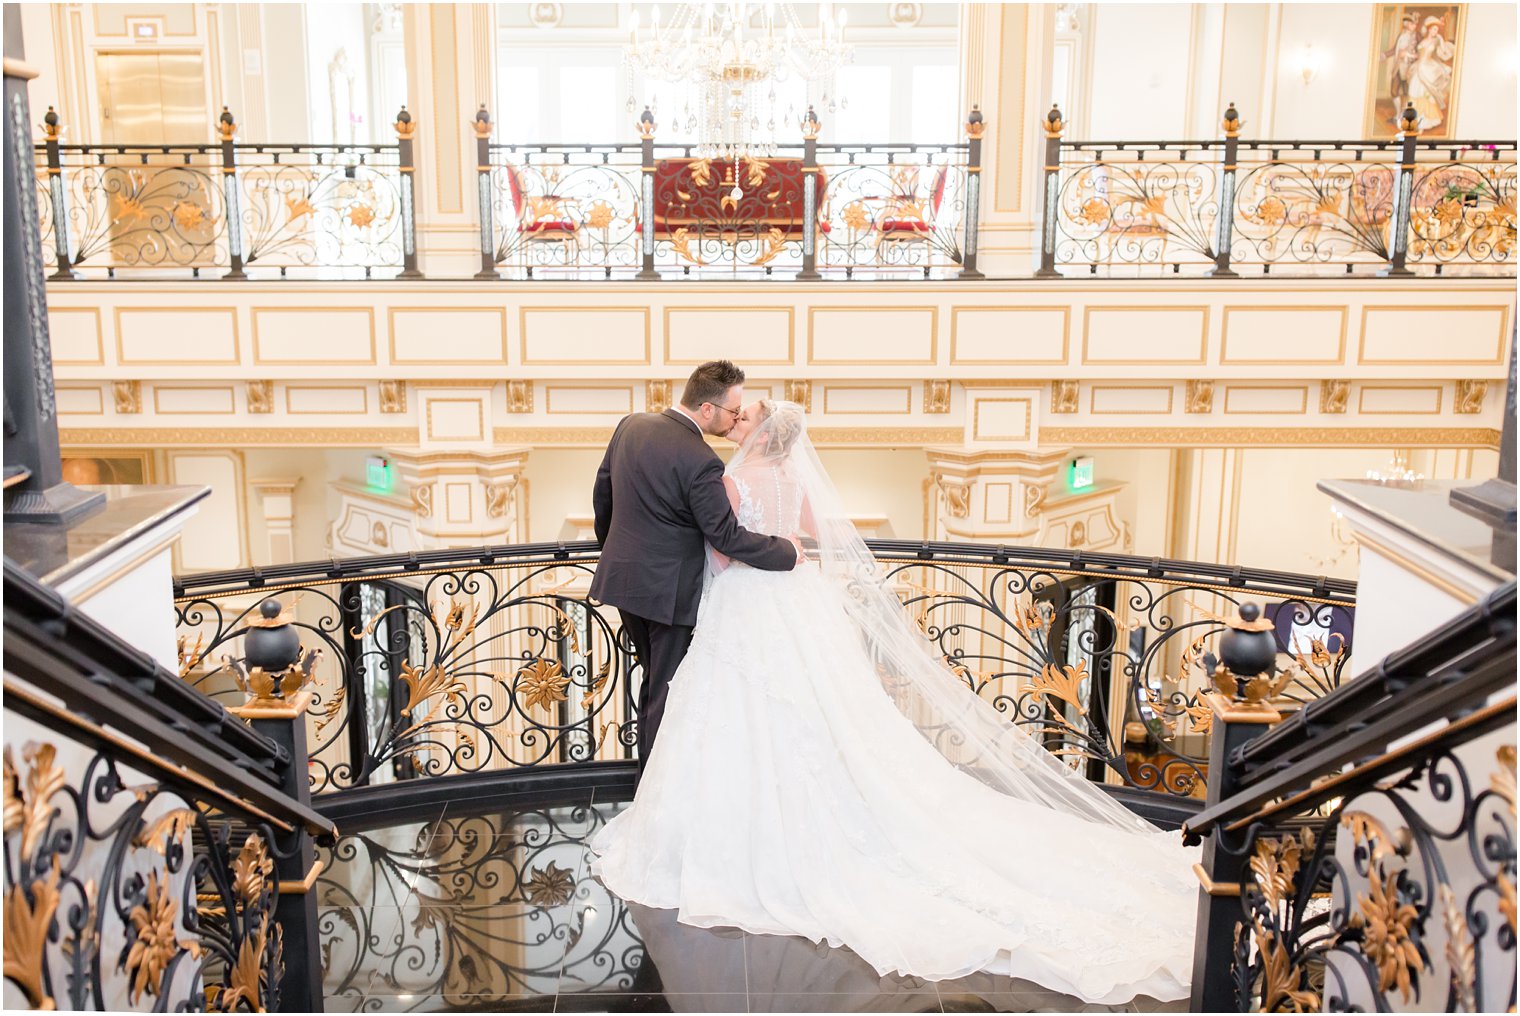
[[591, 409, 797, 627]]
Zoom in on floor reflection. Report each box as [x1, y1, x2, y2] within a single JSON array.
[[316, 792, 1186, 1013]]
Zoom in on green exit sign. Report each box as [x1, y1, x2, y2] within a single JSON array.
[[366, 456, 392, 490], [1069, 456, 1095, 490]]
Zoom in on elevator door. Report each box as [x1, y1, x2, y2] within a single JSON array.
[[93, 51, 216, 268]]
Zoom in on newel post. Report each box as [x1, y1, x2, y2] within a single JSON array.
[[957, 106, 986, 280], [1209, 102, 1241, 278], [1035, 104, 1064, 278], [473, 105, 500, 280], [799, 105, 822, 281], [636, 106, 659, 280], [1382, 102, 1420, 277], [218, 107, 246, 280]]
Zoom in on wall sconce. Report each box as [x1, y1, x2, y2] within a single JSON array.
[[1295, 43, 1323, 85]]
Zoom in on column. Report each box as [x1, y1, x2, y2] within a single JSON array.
[[956, 3, 1054, 274], [402, 3, 497, 276], [1168, 448, 1244, 566], [251, 477, 300, 564]]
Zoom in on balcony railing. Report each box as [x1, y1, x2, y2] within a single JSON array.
[[1038, 102, 1517, 278], [472, 105, 984, 280], [35, 105, 420, 280], [171, 539, 1355, 808]]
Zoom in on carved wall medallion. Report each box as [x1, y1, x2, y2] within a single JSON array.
[[1320, 379, 1350, 414], [371, 521, 390, 548], [783, 380, 813, 413], [1184, 380, 1215, 414], [410, 483, 433, 519], [1050, 380, 1079, 414], [935, 475, 971, 519], [486, 480, 517, 519], [529, 2, 562, 28], [889, 2, 924, 27], [245, 380, 273, 414], [924, 380, 951, 414], [507, 380, 533, 414], [1025, 483, 1047, 518], [1455, 379, 1488, 414], [113, 380, 142, 414], [646, 380, 671, 414], [379, 380, 408, 414]]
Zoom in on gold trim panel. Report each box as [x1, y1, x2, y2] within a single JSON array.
[[60, 427, 422, 446], [1040, 426, 1501, 448]]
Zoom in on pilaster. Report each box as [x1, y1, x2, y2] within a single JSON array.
[[251, 477, 300, 564]]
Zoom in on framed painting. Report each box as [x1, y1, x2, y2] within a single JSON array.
[[60, 450, 154, 485], [1364, 4, 1464, 139]]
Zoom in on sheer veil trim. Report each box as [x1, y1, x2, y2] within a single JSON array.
[[708, 400, 1161, 837]]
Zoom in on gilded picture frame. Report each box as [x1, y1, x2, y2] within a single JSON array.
[[1363, 4, 1465, 139], [60, 449, 155, 485]]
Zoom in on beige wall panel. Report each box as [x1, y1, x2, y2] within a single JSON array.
[[152, 386, 237, 415], [1222, 386, 1311, 415], [1358, 386, 1444, 415], [168, 452, 246, 571], [56, 386, 105, 415], [950, 307, 1068, 364], [1221, 307, 1346, 365], [1359, 307, 1509, 366], [821, 386, 913, 415], [809, 308, 937, 365], [253, 309, 375, 364], [1083, 307, 1207, 364], [444, 482, 473, 524], [984, 482, 1014, 525], [1089, 385, 1174, 415], [971, 398, 1033, 441], [545, 387, 636, 415], [425, 398, 487, 441], [116, 309, 239, 365], [49, 308, 104, 365], [390, 308, 506, 364], [665, 308, 793, 364], [93, 4, 198, 35], [285, 386, 369, 415], [521, 308, 650, 365]]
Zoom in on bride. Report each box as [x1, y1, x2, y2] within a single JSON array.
[[590, 400, 1198, 1005]]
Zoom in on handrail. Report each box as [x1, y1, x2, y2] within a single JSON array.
[[3, 556, 334, 838], [173, 537, 1356, 604]]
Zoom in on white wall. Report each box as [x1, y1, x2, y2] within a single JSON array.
[[1086, 4, 1196, 138]]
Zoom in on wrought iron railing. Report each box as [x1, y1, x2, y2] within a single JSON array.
[[1184, 582, 1516, 1012], [171, 539, 1355, 802], [2, 557, 334, 1011], [1038, 102, 1517, 277], [471, 104, 985, 280], [35, 105, 421, 280]]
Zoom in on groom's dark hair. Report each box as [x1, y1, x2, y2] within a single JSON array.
[[680, 360, 745, 409]]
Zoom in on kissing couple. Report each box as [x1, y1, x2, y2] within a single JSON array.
[[587, 360, 1197, 1004]]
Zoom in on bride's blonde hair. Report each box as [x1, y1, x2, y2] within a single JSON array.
[[751, 399, 805, 455]]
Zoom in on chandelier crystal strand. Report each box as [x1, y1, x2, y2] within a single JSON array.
[[626, 3, 852, 160]]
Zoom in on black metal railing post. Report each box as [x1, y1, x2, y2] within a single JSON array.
[[798, 105, 822, 281], [1035, 104, 1064, 278], [1382, 102, 1420, 277], [395, 106, 423, 279], [40, 106, 76, 279], [957, 106, 986, 280], [636, 106, 660, 280], [227, 603, 327, 1012], [473, 105, 499, 280], [218, 107, 246, 280], [1209, 102, 1241, 278]]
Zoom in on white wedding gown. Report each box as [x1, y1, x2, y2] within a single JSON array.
[[590, 461, 1198, 1006]]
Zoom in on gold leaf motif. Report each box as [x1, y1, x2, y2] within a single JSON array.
[[176, 633, 205, 679], [688, 159, 712, 188], [1440, 884, 1477, 1013], [523, 861, 575, 906], [125, 870, 183, 1003], [4, 857, 61, 1010], [585, 200, 614, 230], [284, 193, 315, 221], [232, 833, 273, 909], [1248, 830, 1310, 910], [1075, 197, 1110, 224], [433, 598, 480, 636], [21, 743, 64, 862], [1432, 197, 1465, 227], [134, 808, 197, 856], [1254, 931, 1320, 1012], [743, 158, 768, 189], [1011, 600, 1052, 634], [1493, 744, 1516, 815], [1348, 865, 1424, 1002], [400, 661, 467, 718], [669, 227, 706, 266], [171, 200, 205, 230], [1342, 811, 1407, 863], [314, 683, 347, 739], [840, 201, 870, 232], [2, 748, 21, 839], [1252, 196, 1287, 226], [347, 202, 376, 228], [218, 914, 280, 1013], [1027, 660, 1088, 716], [581, 659, 610, 710], [1183, 701, 1213, 736], [1497, 870, 1517, 934], [115, 193, 147, 222], [518, 659, 569, 713]]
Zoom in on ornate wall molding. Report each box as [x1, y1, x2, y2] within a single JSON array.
[[379, 380, 408, 413], [1041, 426, 1503, 448]]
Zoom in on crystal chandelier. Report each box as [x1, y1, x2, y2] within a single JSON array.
[[624, 3, 853, 159]]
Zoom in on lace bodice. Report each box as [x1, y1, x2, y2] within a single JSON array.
[[730, 463, 806, 538]]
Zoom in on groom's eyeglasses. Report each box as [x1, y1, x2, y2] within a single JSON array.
[[709, 402, 742, 421]]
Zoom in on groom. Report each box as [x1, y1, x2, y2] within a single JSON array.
[[591, 360, 800, 768]]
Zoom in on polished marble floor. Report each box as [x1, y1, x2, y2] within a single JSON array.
[[316, 790, 1187, 1013]]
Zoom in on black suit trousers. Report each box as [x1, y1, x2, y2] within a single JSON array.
[[620, 610, 695, 769]]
